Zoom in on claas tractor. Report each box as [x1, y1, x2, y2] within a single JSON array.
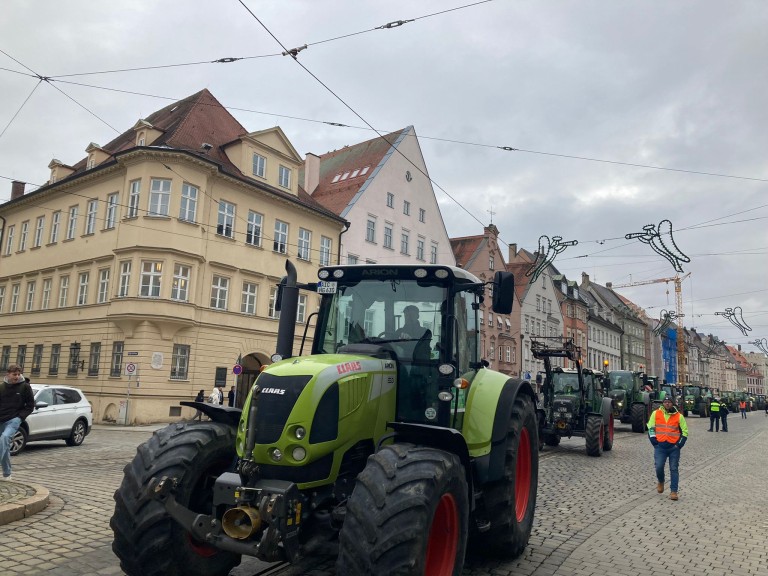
[[604, 370, 651, 433], [531, 338, 614, 456], [110, 260, 539, 576]]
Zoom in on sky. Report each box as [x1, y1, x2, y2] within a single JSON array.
[[1, 0, 766, 354]]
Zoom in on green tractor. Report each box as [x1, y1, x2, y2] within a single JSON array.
[[531, 338, 614, 456], [605, 370, 652, 433], [110, 260, 539, 576], [683, 385, 711, 417], [645, 375, 680, 413]]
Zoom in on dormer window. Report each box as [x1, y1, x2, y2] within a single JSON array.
[[332, 174, 341, 183], [361, 166, 370, 175], [137, 132, 145, 146], [87, 155, 95, 169], [278, 165, 291, 189]]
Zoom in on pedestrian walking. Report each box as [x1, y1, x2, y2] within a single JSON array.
[[208, 385, 223, 405], [227, 386, 236, 407], [739, 399, 747, 419], [708, 397, 721, 432], [193, 389, 205, 421], [0, 364, 35, 481], [720, 399, 729, 432], [648, 396, 688, 501]]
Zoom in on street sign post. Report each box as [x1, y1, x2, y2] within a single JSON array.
[[233, 364, 243, 375], [124, 362, 137, 376]]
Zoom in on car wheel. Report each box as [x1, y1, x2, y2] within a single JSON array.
[[10, 428, 27, 456], [65, 419, 88, 446]]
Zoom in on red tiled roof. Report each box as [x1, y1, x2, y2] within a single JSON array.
[[450, 236, 483, 269]]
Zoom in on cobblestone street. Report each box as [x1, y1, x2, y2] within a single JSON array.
[[1, 414, 766, 575]]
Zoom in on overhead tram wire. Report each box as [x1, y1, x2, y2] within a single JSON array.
[[0, 80, 43, 140]]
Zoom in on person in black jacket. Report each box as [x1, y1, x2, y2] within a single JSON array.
[[719, 398, 729, 432], [0, 364, 35, 480]]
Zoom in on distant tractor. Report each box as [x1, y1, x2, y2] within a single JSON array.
[[683, 385, 711, 417], [531, 338, 614, 456], [605, 370, 651, 433]]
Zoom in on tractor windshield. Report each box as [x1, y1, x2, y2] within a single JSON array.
[[607, 372, 633, 391], [552, 372, 580, 395]]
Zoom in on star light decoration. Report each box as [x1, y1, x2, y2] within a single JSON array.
[[749, 338, 768, 355], [625, 219, 690, 273], [525, 235, 578, 283], [701, 336, 725, 360], [715, 306, 752, 336]]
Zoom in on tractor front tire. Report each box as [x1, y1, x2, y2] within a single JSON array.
[[543, 432, 560, 447], [110, 421, 240, 576], [477, 393, 538, 558], [602, 415, 614, 451], [631, 403, 646, 433], [337, 443, 468, 576], [585, 415, 604, 457]]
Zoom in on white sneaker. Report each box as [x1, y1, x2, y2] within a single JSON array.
[[1, 475, 11, 481]]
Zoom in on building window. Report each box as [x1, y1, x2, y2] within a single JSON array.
[[403, 200, 410, 216], [25, 281, 35, 311], [67, 342, 81, 376], [268, 287, 280, 319], [77, 272, 89, 305], [180, 183, 198, 222], [386, 192, 394, 208], [488, 312, 494, 327], [279, 165, 291, 188], [489, 255, 495, 270], [58, 276, 69, 308], [105, 193, 119, 229], [140, 261, 162, 297], [41, 279, 51, 310], [217, 200, 235, 238], [400, 232, 409, 255], [50, 212, 60, 243], [241, 282, 257, 314], [320, 236, 332, 266], [10, 284, 20, 313], [298, 228, 311, 261], [273, 220, 288, 254], [66, 206, 79, 240], [19, 221, 28, 251], [110, 341, 124, 377], [98, 269, 110, 303], [366, 219, 376, 243], [32, 344, 43, 375], [252, 153, 266, 177], [48, 344, 60, 375], [118, 261, 131, 297], [417, 239, 425, 261], [88, 342, 101, 376], [85, 199, 98, 234], [16, 345, 26, 368], [211, 275, 229, 310], [536, 296, 541, 311], [127, 180, 141, 218], [149, 178, 171, 216], [0, 286, 5, 313], [4, 226, 14, 255], [34, 216, 45, 247], [171, 264, 190, 301], [347, 254, 359, 264], [419, 208, 426, 223], [0, 346, 10, 371], [430, 244, 438, 264], [297, 294, 307, 323], [170, 344, 190, 380], [383, 225, 393, 249], [246, 211, 263, 247]]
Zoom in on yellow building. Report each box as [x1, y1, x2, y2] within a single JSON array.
[[0, 89, 346, 424]]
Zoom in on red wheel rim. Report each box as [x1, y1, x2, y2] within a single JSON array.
[[515, 427, 532, 522], [187, 533, 218, 558], [599, 423, 604, 448], [609, 416, 614, 441], [425, 493, 459, 576]]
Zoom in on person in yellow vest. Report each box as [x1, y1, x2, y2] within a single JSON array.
[[708, 397, 721, 432], [648, 396, 688, 501]]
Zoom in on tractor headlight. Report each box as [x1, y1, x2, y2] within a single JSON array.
[[269, 448, 283, 462], [291, 446, 307, 462], [293, 426, 306, 440]]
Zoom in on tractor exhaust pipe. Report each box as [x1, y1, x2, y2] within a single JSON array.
[[222, 506, 262, 539], [275, 260, 299, 360]]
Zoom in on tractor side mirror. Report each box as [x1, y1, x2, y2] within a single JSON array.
[[491, 271, 514, 314]]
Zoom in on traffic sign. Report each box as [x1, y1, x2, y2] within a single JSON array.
[[233, 364, 243, 375], [124, 362, 137, 376], [127, 351, 139, 356]]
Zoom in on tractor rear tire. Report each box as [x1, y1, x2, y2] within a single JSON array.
[[602, 415, 614, 451], [110, 421, 240, 576], [543, 433, 560, 447], [631, 403, 646, 433], [585, 415, 604, 457], [337, 444, 468, 576], [476, 393, 538, 558]]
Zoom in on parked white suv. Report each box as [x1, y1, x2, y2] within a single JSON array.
[[10, 384, 93, 456]]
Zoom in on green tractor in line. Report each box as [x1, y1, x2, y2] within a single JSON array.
[[605, 370, 652, 433], [645, 375, 680, 413], [682, 385, 711, 417], [110, 260, 539, 576], [531, 338, 614, 456]]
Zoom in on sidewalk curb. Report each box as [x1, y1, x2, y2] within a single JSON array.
[[0, 482, 50, 526]]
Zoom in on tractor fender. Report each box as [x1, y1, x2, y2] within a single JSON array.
[[641, 391, 651, 405], [600, 397, 613, 425], [179, 401, 242, 426]]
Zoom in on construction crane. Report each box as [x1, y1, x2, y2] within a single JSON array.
[[610, 273, 691, 385]]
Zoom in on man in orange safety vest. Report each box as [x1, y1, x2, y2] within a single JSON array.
[[648, 396, 689, 501]]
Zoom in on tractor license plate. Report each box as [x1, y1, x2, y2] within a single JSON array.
[[317, 281, 337, 294]]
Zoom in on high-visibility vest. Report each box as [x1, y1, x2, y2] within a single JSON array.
[[739, 401, 746, 409], [710, 400, 720, 413], [653, 410, 682, 443]]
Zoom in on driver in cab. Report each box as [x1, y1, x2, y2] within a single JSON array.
[[395, 305, 429, 340]]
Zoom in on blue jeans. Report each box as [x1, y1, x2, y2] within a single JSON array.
[[654, 442, 680, 492], [0, 417, 22, 477]]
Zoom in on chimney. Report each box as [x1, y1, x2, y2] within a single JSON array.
[[606, 282, 613, 289], [581, 272, 590, 287], [11, 181, 25, 200], [738, 344, 741, 352], [508, 243, 517, 261], [303, 153, 320, 195]]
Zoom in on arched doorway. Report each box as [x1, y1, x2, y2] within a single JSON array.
[[235, 352, 270, 407]]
